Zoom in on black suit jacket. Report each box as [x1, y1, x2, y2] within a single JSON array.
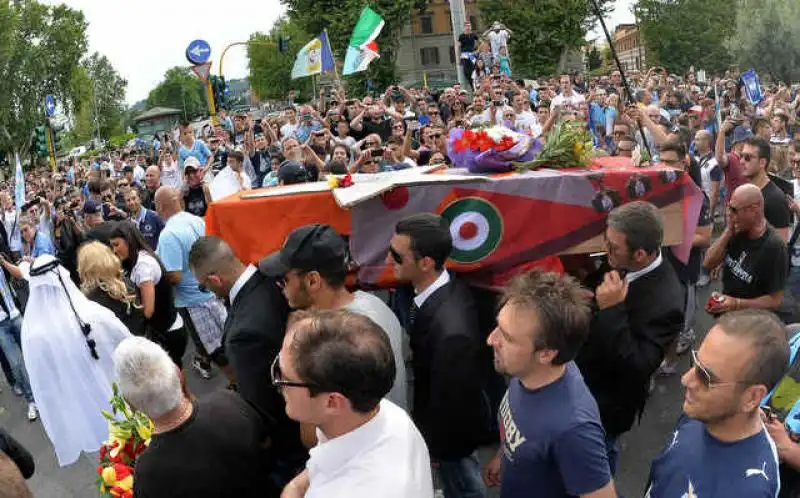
[[576, 260, 685, 436], [223, 271, 305, 466], [409, 275, 492, 460]]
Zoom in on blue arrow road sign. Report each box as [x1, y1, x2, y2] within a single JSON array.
[[45, 95, 56, 117], [185, 39, 212, 65]]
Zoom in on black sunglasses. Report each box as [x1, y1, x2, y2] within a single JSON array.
[[270, 355, 315, 390], [389, 245, 403, 264]]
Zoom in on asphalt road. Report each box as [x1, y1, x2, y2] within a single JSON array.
[[1, 285, 716, 498]]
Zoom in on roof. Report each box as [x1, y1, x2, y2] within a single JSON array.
[[134, 107, 183, 122]]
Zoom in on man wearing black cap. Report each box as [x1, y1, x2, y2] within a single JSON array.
[[83, 200, 118, 245], [188, 236, 306, 495], [249, 132, 272, 188], [277, 161, 308, 186], [259, 224, 408, 412], [208, 135, 228, 177]]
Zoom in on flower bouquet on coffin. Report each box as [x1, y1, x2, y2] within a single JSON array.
[[516, 120, 593, 171], [96, 383, 153, 498], [448, 126, 542, 173]]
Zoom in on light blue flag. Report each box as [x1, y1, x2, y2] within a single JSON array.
[[14, 153, 24, 214]]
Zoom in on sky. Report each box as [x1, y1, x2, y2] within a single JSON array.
[[49, 0, 635, 105]]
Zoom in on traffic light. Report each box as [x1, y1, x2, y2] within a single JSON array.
[[35, 126, 49, 156], [52, 124, 63, 153], [210, 75, 232, 111], [278, 36, 289, 53]]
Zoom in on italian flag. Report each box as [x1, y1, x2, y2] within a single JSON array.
[[343, 7, 384, 75]]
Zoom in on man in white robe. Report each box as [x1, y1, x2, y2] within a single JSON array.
[[21, 255, 131, 466]]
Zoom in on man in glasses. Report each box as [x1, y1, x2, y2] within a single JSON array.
[[258, 224, 407, 412], [739, 136, 791, 241], [482, 270, 616, 497], [715, 118, 752, 205], [387, 213, 491, 498], [277, 311, 433, 498], [645, 310, 787, 498], [188, 236, 306, 495], [575, 201, 685, 475], [703, 183, 790, 319]]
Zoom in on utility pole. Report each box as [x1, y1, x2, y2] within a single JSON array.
[[448, 0, 468, 90]]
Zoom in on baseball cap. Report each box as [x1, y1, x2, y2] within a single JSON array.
[[183, 156, 201, 171], [83, 199, 103, 216], [733, 126, 753, 144], [689, 105, 703, 115], [258, 224, 348, 277], [277, 160, 308, 185]]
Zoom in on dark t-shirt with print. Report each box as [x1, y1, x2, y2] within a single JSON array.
[[762, 180, 791, 230], [722, 225, 788, 299], [667, 193, 711, 284], [499, 363, 611, 498]]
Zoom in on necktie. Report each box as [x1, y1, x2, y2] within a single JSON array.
[[409, 302, 419, 329]]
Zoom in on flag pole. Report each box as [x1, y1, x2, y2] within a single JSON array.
[[588, 0, 652, 161]]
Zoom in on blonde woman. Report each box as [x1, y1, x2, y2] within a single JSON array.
[[77, 241, 145, 336]]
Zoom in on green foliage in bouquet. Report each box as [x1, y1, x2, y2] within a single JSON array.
[[517, 120, 593, 171]]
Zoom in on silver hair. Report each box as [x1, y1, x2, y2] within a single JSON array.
[[113, 337, 182, 419]]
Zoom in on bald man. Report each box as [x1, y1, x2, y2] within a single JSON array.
[[140, 166, 162, 211], [154, 186, 234, 384], [703, 184, 790, 318]]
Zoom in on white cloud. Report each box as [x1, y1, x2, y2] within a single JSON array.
[[44, 0, 286, 105]]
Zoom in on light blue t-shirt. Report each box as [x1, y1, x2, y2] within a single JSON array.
[[178, 140, 212, 170], [31, 230, 56, 258], [156, 211, 214, 308]]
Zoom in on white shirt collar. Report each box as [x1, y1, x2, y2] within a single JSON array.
[[413, 270, 450, 308], [229, 265, 257, 304], [308, 402, 387, 479], [625, 251, 662, 283]]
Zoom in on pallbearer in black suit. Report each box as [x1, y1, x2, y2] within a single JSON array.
[[575, 201, 685, 476], [188, 237, 306, 497], [387, 213, 492, 498]]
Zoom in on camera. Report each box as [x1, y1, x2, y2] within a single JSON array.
[[370, 148, 384, 158]]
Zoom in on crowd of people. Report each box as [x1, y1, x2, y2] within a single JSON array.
[[0, 56, 798, 498]]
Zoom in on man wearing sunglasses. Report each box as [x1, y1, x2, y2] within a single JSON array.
[[277, 311, 433, 498], [739, 136, 791, 241], [188, 236, 306, 495], [387, 213, 491, 498], [646, 310, 787, 498], [703, 183, 790, 319], [575, 201, 685, 475], [258, 224, 407, 412]]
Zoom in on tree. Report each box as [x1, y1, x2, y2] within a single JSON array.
[[279, 0, 426, 93], [478, 0, 613, 77], [0, 0, 88, 154], [83, 52, 128, 139], [145, 67, 207, 120], [248, 17, 314, 101], [587, 46, 602, 71], [634, 0, 735, 75], [728, 0, 800, 84]]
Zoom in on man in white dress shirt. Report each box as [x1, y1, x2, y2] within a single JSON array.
[[278, 310, 433, 498]]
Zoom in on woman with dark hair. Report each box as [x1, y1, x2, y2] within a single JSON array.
[[109, 222, 187, 367]]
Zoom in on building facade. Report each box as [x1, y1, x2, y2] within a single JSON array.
[[395, 0, 481, 86], [613, 23, 646, 72]]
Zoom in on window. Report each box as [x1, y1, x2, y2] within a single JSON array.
[[469, 15, 479, 31], [449, 46, 456, 64], [420, 47, 440, 66], [419, 15, 434, 34]]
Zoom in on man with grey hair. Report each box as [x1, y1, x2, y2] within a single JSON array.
[[575, 201, 685, 476], [113, 337, 269, 498]]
